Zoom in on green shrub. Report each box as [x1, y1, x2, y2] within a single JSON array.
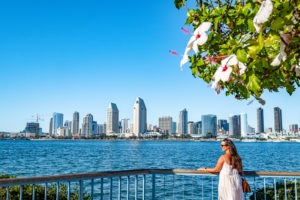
[[0, 175, 91, 200]]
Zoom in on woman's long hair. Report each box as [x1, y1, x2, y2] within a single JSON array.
[[222, 138, 242, 170]]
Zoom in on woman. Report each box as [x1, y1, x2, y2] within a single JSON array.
[[198, 138, 244, 200]]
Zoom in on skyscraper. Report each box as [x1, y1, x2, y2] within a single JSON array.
[[81, 114, 93, 137], [178, 109, 188, 134], [172, 122, 177, 134], [201, 114, 217, 137], [229, 115, 241, 136], [49, 117, 53, 136], [195, 121, 202, 135], [121, 119, 130, 133], [274, 106, 283, 133], [133, 97, 147, 136], [187, 121, 196, 135], [240, 113, 248, 137], [107, 103, 119, 135], [52, 113, 63, 136], [257, 107, 264, 133], [72, 111, 79, 136], [218, 119, 229, 132], [92, 121, 98, 136], [159, 116, 173, 135]]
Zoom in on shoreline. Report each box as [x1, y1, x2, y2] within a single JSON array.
[[1, 138, 299, 142]]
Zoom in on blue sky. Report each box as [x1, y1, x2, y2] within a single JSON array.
[[0, 0, 299, 132]]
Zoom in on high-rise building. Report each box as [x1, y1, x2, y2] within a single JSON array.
[[274, 107, 283, 133], [218, 119, 229, 132], [229, 115, 241, 136], [187, 121, 196, 135], [52, 113, 63, 136], [248, 125, 255, 134], [159, 116, 173, 135], [25, 122, 39, 137], [172, 122, 177, 134], [72, 111, 79, 136], [133, 97, 147, 136], [64, 120, 72, 131], [107, 103, 119, 135], [81, 114, 93, 137], [240, 113, 248, 137], [257, 107, 264, 133], [178, 109, 188, 134], [121, 119, 130, 133], [195, 121, 202, 135], [92, 121, 98, 136], [49, 118, 53, 136], [201, 114, 217, 137], [103, 123, 107, 134], [289, 124, 298, 133], [97, 124, 104, 134], [57, 126, 71, 137]]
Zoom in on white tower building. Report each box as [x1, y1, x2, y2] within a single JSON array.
[[133, 97, 147, 136]]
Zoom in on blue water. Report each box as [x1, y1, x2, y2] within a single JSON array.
[[0, 140, 299, 177]]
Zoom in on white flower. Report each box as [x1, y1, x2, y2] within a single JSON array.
[[271, 40, 287, 66], [253, 0, 273, 33], [180, 22, 211, 69], [211, 55, 247, 90]]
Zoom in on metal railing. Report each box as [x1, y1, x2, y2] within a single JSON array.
[[0, 169, 299, 200]]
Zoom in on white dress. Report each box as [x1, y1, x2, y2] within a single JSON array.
[[218, 156, 244, 200]]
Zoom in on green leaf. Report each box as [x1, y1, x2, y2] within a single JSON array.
[[247, 45, 260, 56], [237, 49, 248, 63], [174, 0, 186, 9], [247, 74, 261, 96], [270, 17, 285, 31], [258, 32, 264, 49]]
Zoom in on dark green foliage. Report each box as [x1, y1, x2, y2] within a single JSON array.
[[174, 0, 300, 101], [0, 175, 91, 200], [249, 180, 300, 200]]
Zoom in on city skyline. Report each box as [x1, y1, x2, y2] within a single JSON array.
[[1, 1, 300, 132], [1, 101, 299, 133]]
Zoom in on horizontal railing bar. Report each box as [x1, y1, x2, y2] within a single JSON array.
[[1, 169, 300, 186]]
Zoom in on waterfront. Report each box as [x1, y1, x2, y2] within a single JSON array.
[[0, 140, 299, 178]]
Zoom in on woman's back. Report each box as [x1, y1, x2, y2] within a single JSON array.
[[218, 155, 244, 200]]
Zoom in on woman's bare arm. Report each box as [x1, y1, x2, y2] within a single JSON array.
[[198, 155, 225, 173]]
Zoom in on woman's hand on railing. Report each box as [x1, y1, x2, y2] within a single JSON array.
[[198, 168, 205, 171]]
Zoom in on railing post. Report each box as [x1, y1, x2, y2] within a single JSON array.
[[110, 177, 113, 200], [172, 175, 175, 200], [182, 176, 185, 199], [135, 175, 138, 200], [20, 185, 23, 200], [295, 178, 298, 200], [284, 178, 287, 200], [127, 176, 130, 200], [6, 186, 9, 200], [56, 181, 59, 200], [118, 176, 121, 200], [44, 183, 48, 200], [32, 184, 35, 200], [152, 173, 156, 200], [143, 174, 146, 200], [91, 179, 94, 200], [254, 176, 256, 200], [211, 177, 213, 200], [274, 178, 277, 200], [79, 180, 83, 200], [68, 181, 71, 200], [264, 178, 266, 200], [100, 178, 104, 200]]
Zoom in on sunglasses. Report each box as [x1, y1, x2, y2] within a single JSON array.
[[221, 145, 228, 147]]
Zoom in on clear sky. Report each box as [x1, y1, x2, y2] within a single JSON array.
[[0, 0, 299, 132]]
